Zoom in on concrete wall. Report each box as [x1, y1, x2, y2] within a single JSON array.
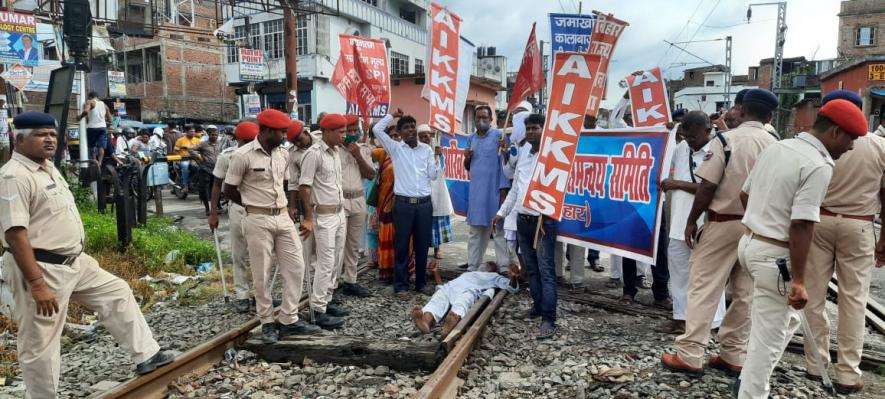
[[838, 0, 885, 59]]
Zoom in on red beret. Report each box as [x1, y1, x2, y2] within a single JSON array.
[[320, 113, 347, 130], [256, 109, 290, 129], [235, 121, 259, 141], [287, 120, 304, 142], [345, 114, 360, 127], [818, 99, 868, 137]]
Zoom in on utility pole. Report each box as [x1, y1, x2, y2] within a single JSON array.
[[724, 36, 732, 107], [747, 2, 787, 127], [280, 0, 299, 120]]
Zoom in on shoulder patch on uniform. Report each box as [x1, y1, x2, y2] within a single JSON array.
[[703, 151, 713, 161]]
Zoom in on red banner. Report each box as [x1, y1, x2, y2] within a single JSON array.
[[586, 14, 628, 116], [626, 67, 672, 127], [331, 35, 391, 117], [508, 22, 545, 112], [523, 52, 601, 220], [352, 44, 383, 125], [428, 2, 462, 134]]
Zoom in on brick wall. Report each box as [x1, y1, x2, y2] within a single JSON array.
[[838, 0, 885, 58]]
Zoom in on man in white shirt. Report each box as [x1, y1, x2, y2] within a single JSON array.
[[658, 111, 726, 334], [372, 109, 441, 296], [491, 113, 559, 339]]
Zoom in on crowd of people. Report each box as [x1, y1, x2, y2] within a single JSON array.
[[0, 79, 883, 398]]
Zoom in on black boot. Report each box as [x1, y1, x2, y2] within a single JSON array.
[[261, 323, 279, 344], [342, 282, 372, 297], [279, 320, 322, 337], [325, 303, 350, 317], [313, 311, 344, 329], [135, 351, 175, 375]]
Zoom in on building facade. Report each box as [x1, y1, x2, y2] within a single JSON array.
[[672, 68, 755, 115]]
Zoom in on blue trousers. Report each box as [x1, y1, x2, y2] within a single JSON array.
[[392, 196, 433, 292], [517, 214, 559, 323]]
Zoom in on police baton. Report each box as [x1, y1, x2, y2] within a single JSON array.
[[212, 229, 230, 303], [799, 311, 834, 393]]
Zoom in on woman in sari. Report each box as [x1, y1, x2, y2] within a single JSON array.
[[371, 130, 416, 284]]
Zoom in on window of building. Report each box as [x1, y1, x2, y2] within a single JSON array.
[[400, 8, 417, 24], [390, 51, 409, 76], [126, 51, 144, 84], [415, 58, 424, 75], [296, 15, 308, 55], [705, 80, 714, 87], [263, 19, 284, 59], [145, 47, 163, 82], [749, 67, 758, 81], [227, 25, 247, 63], [856, 26, 875, 46], [248, 23, 261, 51], [700, 95, 706, 102], [360, 0, 377, 6]]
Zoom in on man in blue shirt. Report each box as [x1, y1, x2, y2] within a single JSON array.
[[463, 105, 511, 274]]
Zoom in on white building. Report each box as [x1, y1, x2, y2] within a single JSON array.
[[222, 0, 430, 123], [673, 70, 756, 115]]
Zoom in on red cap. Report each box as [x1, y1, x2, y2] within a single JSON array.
[[235, 121, 259, 141], [256, 109, 290, 129], [345, 114, 360, 127], [818, 99, 868, 137], [287, 120, 304, 142], [319, 113, 347, 130]]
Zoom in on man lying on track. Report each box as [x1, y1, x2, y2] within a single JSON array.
[[411, 261, 519, 338]]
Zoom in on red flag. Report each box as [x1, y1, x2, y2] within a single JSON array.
[[352, 44, 382, 124], [507, 23, 545, 112]]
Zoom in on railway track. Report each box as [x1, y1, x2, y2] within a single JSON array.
[[95, 265, 509, 399]]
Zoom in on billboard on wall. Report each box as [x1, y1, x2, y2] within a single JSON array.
[[0, 12, 41, 66]]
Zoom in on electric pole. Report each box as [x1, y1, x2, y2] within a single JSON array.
[[280, 0, 299, 119], [748, 1, 787, 130], [724, 36, 732, 107]]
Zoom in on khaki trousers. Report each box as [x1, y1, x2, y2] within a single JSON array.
[[228, 203, 252, 300], [737, 234, 799, 399], [804, 214, 875, 385], [675, 219, 754, 368], [335, 197, 366, 287], [308, 210, 346, 313], [4, 252, 160, 399], [554, 243, 586, 284], [243, 212, 304, 325]]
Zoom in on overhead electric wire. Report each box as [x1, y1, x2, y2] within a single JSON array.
[[670, 0, 723, 66], [656, 0, 706, 66]]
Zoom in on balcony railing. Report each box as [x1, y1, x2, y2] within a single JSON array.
[[779, 73, 820, 90], [316, 0, 427, 44]]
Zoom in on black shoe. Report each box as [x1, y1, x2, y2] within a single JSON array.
[[235, 299, 250, 313], [342, 282, 372, 297], [526, 309, 542, 319], [135, 351, 175, 375], [313, 311, 345, 329], [537, 320, 557, 340], [415, 285, 435, 296], [272, 298, 282, 307], [261, 323, 279, 344], [325, 303, 350, 317], [279, 320, 321, 337]]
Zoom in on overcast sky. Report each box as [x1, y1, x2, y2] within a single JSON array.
[[439, 0, 840, 108]]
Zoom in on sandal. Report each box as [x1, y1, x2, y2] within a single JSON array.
[[590, 263, 605, 273], [604, 278, 622, 289]]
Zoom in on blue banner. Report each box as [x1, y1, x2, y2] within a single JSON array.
[[549, 13, 596, 54], [443, 128, 674, 264]]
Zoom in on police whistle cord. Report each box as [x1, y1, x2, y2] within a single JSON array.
[[212, 230, 230, 303]]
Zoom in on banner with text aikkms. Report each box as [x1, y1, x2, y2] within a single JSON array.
[[441, 127, 674, 264]]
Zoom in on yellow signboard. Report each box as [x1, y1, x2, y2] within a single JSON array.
[[870, 63, 885, 81]]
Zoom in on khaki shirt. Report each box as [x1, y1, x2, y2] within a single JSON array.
[[339, 143, 373, 192], [696, 121, 778, 216], [212, 146, 237, 180], [822, 134, 885, 216], [288, 144, 311, 187], [225, 140, 289, 209], [742, 133, 834, 241], [299, 139, 344, 207], [0, 152, 85, 255]]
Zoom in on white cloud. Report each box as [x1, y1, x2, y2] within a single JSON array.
[[438, 0, 839, 108]]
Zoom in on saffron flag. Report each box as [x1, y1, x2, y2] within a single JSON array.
[[626, 67, 672, 127], [586, 13, 628, 116], [428, 2, 462, 134], [522, 52, 600, 220], [331, 35, 391, 117], [442, 126, 674, 264], [507, 23, 545, 112]]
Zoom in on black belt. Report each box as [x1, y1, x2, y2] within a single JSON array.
[[395, 195, 431, 204], [5, 248, 80, 266], [518, 213, 541, 220]]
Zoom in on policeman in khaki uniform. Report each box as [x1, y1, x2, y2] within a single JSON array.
[[299, 113, 349, 329], [225, 109, 320, 344], [663, 89, 780, 374], [335, 114, 374, 298], [803, 91, 885, 394], [287, 121, 315, 265], [209, 121, 259, 313], [736, 99, 866, 398], [0, 112, 173, 398]]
